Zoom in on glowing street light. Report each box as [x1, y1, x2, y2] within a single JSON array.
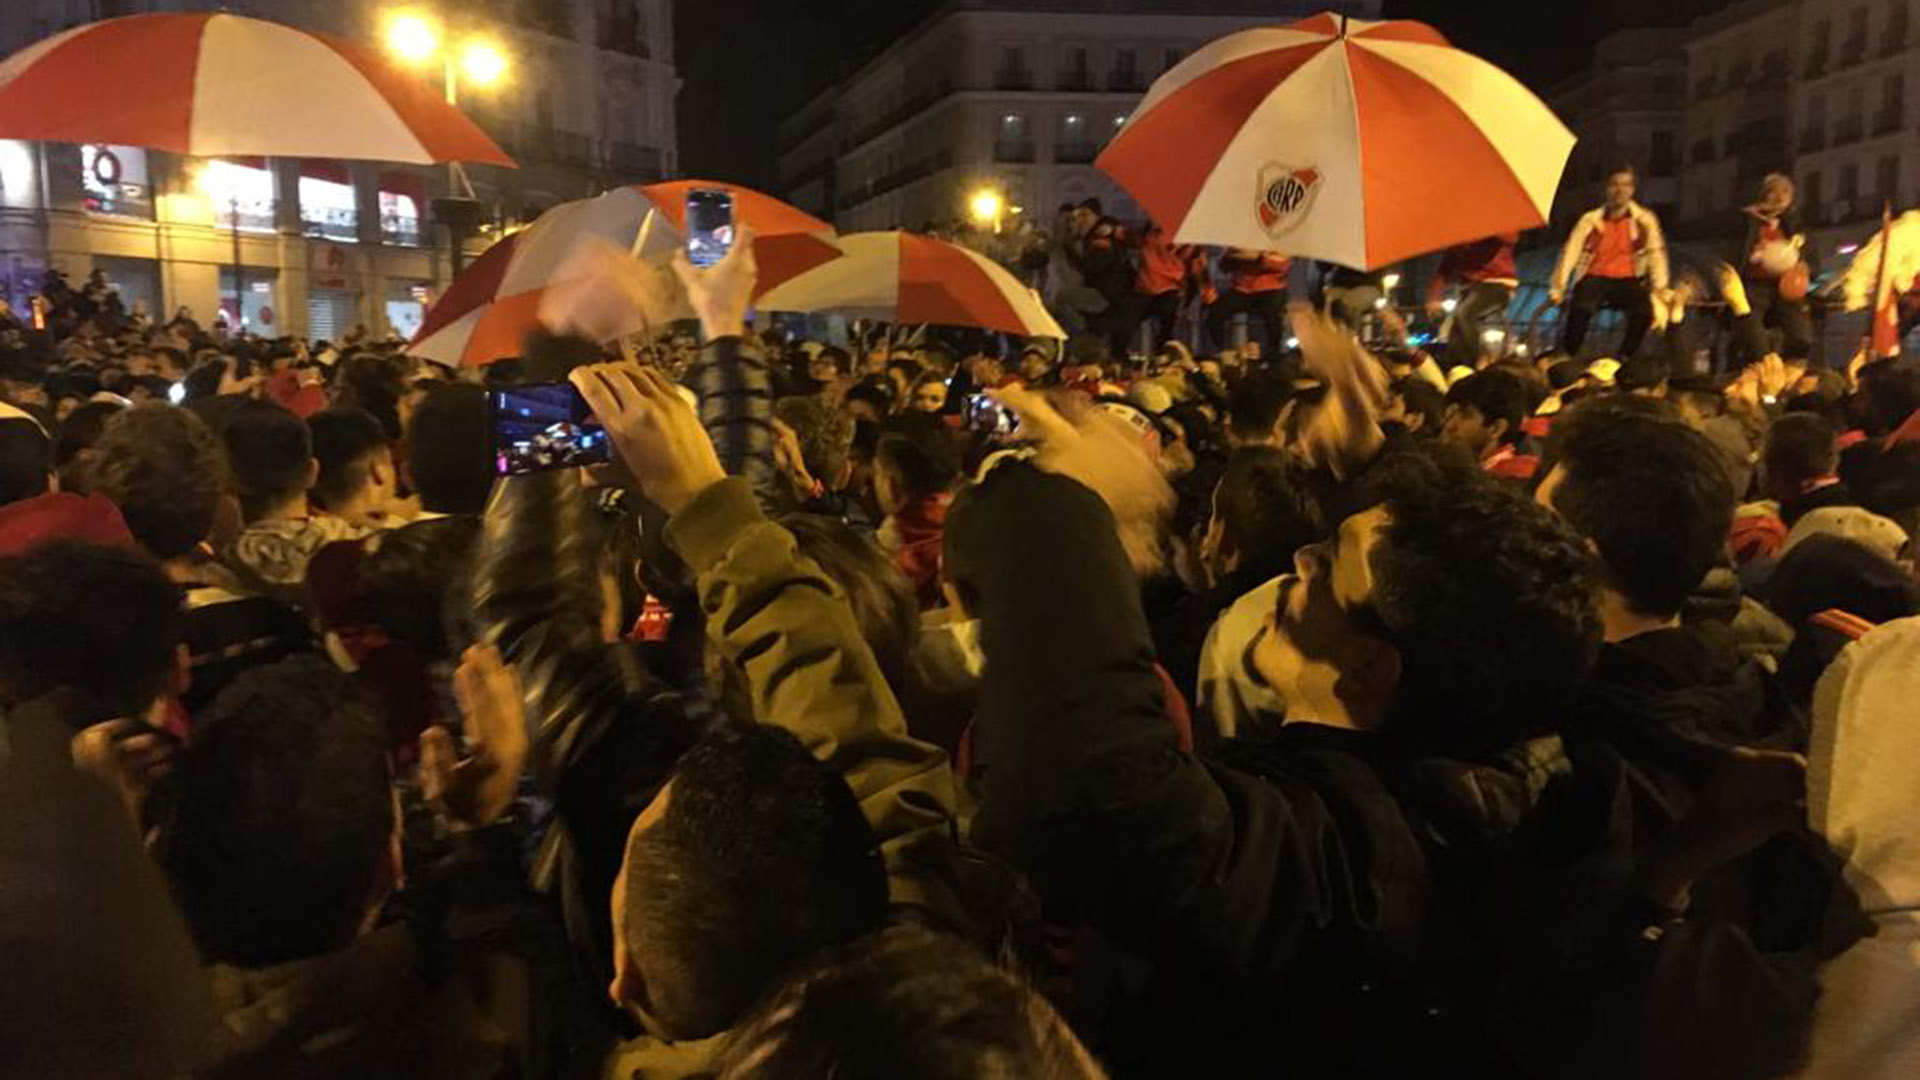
[[969, 189, 1005, 224], [384, 10, 441, 66], [460, 39, 508, 88], [1441, 297, 1459, 313], [1382, 272, 1401, 290]]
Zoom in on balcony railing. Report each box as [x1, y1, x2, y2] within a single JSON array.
[[1800, 127, 1828, 152], [1874, 105, 1905, 135], [215, 205, 277, 233], [1834, 115, 1865, 143], [840, 79, 953, 151], [299, 206, 358, 242], [604, 140, 664, 179], [993, 140, 1036, 164], [1839, 37, 1867, 67], [995, 68, 1034, 91], [1056, 70, 1093, 92], [1107, 70, 1145, 92]]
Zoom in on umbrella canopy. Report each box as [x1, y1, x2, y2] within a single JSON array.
[[0, 13, 511, 165], [755, 231, 1065, 339], [1097, 12, 1573, 270], [410, 182, 838, 367]]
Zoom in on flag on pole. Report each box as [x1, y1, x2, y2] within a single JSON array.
[[1870, 201, 1902, 357]]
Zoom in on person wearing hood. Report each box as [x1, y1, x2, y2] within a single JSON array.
[[948, 313, 1621, 1076], [1796, 616, 1920, 1080]]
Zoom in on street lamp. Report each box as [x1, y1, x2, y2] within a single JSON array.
[[197, 164, 244, 332], [381, 8, 509, 275], [968, 188, 1005, 233]]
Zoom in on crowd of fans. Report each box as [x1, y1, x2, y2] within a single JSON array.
[[2, 188, 1919, 1080]]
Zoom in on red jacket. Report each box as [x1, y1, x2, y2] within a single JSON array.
[[1133, 225, 1205, 297], [1221, 249, 1289, 295], [1429, 233, 1518, 301], [887, 493, 951, 610]]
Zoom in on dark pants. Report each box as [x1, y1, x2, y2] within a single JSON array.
[[1443, 281, 1514, 370], [1106, 290, 1182, 355], [1206, 289, 1286, 353], [1562, 275, 1653, 357], [1734, 276, 1813, 364]]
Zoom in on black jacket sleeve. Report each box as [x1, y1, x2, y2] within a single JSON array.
[[956, 462, 1364, 977], [687, 337, 780, 510]]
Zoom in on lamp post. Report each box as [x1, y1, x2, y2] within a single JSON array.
[[197, 165, 244, 331], [383, 10, 507, 276]]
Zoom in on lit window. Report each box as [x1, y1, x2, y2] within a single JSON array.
[[379, 190, 423, 247], [298, 172, 358, 242], [81, 144, 153, 219], [202, 159, 276, 232]]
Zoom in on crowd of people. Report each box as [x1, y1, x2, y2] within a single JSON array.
[[3, 154, 1920, 1080]]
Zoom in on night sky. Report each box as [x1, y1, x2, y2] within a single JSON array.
[[674, 0, 1731, 188]]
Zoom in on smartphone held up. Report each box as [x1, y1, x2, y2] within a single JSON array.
[[685, 188, 735, 269], [489, 382, 610, 476]]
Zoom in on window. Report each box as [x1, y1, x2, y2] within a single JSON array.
[[996, 112, 1032, 162], [378, 172, 424, 247], [1649, 130, 1677, 176], [1878, 155, 1900, 199], [202, 158, 276, 232], [217, 268, 279, 331], [80, 143, 152, 219], [1878, 73, 1905, 131], [1890, 0, 1911, 52], [1110, 47, 1139, 91], [1059, 46, 1091, 91], [1842, 6, 1868, 63], [997, 45, 1032, 90], [1840, 162, 1860, 201], [1806, 20, 1831, 76], [297, 163, 357, 242], [598, 0, 648, 56], [1057, 112, 1094, 163], [1162, 47, 1183, 73]]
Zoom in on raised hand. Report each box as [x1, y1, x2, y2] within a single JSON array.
[[419, 644, 531, 829], [1291, 304, 1387, 480], [569, 361, 726, 515], [538, 234, 685, 343], [670, 222, 759, 341]]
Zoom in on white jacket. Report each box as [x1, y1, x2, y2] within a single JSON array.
[[1552, 201, 1670, 294], [1796, 616, 1920, 1080]]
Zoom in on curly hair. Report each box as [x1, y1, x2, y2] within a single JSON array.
[[1360, 450, 1602, 751], [88, 405, 230, 559]]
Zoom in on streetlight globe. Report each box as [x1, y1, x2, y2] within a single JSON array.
[[460, 39, 509, 87], [384, 11, 441, 65], [1382, 272, 1401, 290], [968, 189, 1004, 224]]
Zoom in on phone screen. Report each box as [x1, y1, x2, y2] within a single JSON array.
[[489, 382, 611, 476], [966, 393, 1019, 437], [686, 189, 735, 269]]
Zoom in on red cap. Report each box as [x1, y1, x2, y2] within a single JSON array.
[[0, 493, 135, 556]]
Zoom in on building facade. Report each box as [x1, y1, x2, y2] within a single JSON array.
[[0, 0, 677, 340], [1543, 28, 1687, 237], [778, 0, 1383, 235]]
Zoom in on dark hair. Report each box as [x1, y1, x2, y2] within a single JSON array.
[[782, 514, 918, 692], [714, 925, 1100, 1080], [1227, 371, 1291, 443], [625, 725, 887, 1039], [1388, 377, 1445, 433], [1360, 451, 1602, 749], [815, 346, 852, 377], [0, 419, 50, 508], [0, 541, 182, 720], [1214, 447, 1319, 576], [52, 400, 124, 470], [405, 383, 492, 515], [306, 408, 388, 513], [359, 516, 482, 661], [775, 396, 856, 490], [159, 657, 393, 968], [1608, 164, 1637, 181], [1856, 361, 1920, 436], [88, 406, 229, 560], [1446, 369, 1531, 445], [332, 353, 409, 439], [875, 430, 959, 502], [1545, 407, 1734, 618], [218, 399, 311, 521], [1076, 197, 1104, 214], [1764, 412, 1838, 487]]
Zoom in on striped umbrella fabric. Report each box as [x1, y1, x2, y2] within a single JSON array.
[[755, 231, 1065, 339], [0, 13, 511, 165], [1097, 12, 1573, 270], [410, 182, 839, 367]]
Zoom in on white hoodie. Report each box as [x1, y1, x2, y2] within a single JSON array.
[[1797, 616, 1920, 1079]]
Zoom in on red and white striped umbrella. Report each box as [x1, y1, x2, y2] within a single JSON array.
[[755, 232, 1064, 338], [0, 13, 511, 165], [1097, 12, 1573, 270], [410, 182, 839, 367]]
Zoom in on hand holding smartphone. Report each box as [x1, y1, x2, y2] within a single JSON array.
[[685, 189, 735, 269], [489, 382, 611, 475]]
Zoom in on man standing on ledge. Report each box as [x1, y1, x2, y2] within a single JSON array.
[[1551, 166, 1669, 358]]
